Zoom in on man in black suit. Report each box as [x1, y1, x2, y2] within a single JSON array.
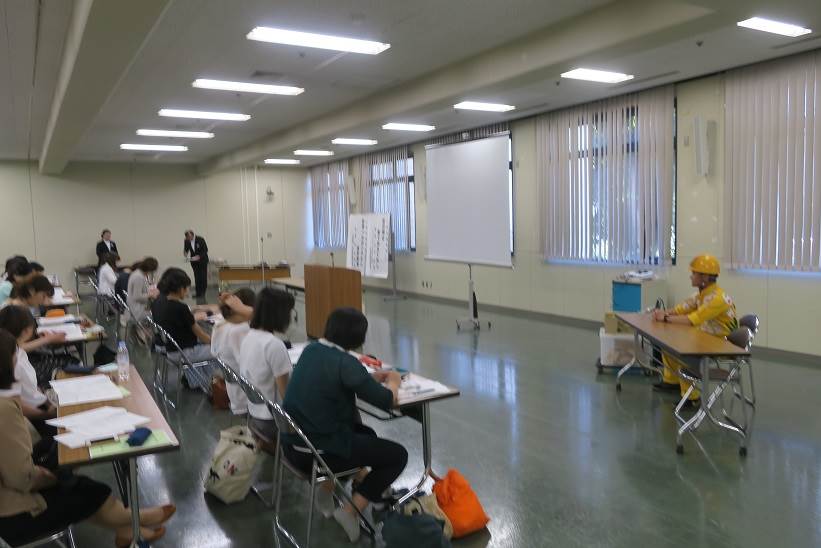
[[95, 229, 118, 267], [184, 229, 209, 298]]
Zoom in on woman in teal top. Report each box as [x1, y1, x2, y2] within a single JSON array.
[[283, 308, 405, 543], [0, 257, 32, 304]]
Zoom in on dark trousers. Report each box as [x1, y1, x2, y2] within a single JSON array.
[[284, 424, 408, 502], [191, 262, 208, 297]]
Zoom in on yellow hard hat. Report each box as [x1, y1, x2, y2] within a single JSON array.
[[690, 254, 720, 276]]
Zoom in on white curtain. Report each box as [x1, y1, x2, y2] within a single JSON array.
[[309, 160, 349, 249], [357, 147, 414, 251], [537, 85, 675, 265], [725, 50, 821, 271]]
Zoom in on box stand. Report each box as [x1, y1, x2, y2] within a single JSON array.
[[456, 265, 490, 331]]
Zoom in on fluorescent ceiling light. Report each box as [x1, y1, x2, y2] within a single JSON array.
[[265, 158, 301, 165], [737, 17, 811, 37], [294, 149, 334, 156], [454, 101, 515, 112], [193, 78, 304, 96], [382, 122, 435, 132], [560, 68, 634, 84], [331, 138, 378, 145], [120, 144, 188, 152], [247, 26, 390, 55], [158, 108, 250, 121], [136, 129, 213, 139]]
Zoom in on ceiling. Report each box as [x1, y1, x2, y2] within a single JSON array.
[[2, 0, 821, 170]]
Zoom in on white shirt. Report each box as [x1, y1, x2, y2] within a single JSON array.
[[97, 263, 117, 295], [211, 321, 251, 414], [104, 240, 113, 251], [15, 347, 47, 408], [239, 328, 291, 420]]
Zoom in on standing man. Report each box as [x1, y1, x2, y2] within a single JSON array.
[[184, 229, 209, 298], [95, 229, 118, 268]]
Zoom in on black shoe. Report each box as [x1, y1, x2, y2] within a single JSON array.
[[652, 382, 680, 392]]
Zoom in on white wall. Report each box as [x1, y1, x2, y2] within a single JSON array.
[[309, 74, 821, 357], [2, 73, 819, 356], [0, 161, 311, 288]]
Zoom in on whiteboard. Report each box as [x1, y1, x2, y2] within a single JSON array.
[[425, 133, 512, 267], [346, 213, 391, 279]]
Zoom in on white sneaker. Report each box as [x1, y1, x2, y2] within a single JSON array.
[[315, 487, 335, 518], [333, 507, 361, 543]]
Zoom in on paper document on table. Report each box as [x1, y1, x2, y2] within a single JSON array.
[[288, 342, 308, 364], [37, 323, 83, 340], [398, 374, 452, 403], [37, 315, 77, 326], [51, 407, 149, 448], [47, 406, 124, 428], [49, 375, 123, 405]]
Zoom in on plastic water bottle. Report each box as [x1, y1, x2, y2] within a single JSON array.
[[116, 342, 130, 383]]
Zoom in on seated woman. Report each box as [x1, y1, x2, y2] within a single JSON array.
[[210, 287, 255, 415], [0, 329, 175, 547], [0, 257, 33, 304], [0, 306, 57, 433], [151, 268, 214, 388], [239, 288, 294, 442], [5, 274, 55, 316], [126, 257, 159, 343], [97, 253, 120, 297], [283, 308, 406, 542]]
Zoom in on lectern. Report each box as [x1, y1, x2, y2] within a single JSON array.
[[304, 264, 362, 339]]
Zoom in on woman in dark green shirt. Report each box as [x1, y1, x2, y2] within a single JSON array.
[[283, 308, 406, 543]]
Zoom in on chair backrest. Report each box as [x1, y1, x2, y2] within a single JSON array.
[[739, 314, 760, 335], [727, 326, 753, 351], [87, 275, 99, 292]]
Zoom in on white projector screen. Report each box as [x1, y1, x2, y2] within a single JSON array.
[[425, 133, 512, 267]]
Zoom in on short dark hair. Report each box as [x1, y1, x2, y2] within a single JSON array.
[[184, 230, 194, 237], [102, 253, 119, 269], [4, 255, 27, 276], [136, 257, 158, 273], [156, 267, 191, 295], [220, 287, 255, 317], [0, 305, 36, 340], [250, 288, 294, 333], [29, 262, 44, 273], [0, 329, 16, 390], [324, 308, 368, 350], [101, 229, 111, 238], [12, 275, 54, 299]]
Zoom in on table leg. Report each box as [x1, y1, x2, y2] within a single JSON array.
[[395, 402, 432, 506], [128, 458, 141, 548]]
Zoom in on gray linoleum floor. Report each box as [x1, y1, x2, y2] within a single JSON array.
[[67, 288, 821, 548]]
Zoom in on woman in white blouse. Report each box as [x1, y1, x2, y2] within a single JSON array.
[[239, 287, 295, 441], [97, 253, 119, 296]]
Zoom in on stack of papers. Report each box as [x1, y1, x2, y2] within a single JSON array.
[[49, 375, 124, 405], [37, 323, 83, 340], [49, 406, 149, 449], [51, 287, 75, 305], [38, 314, 77, 326], [398, 374, 452, 403]]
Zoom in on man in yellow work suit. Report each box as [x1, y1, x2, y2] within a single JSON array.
[[651, 255, 738, 407]]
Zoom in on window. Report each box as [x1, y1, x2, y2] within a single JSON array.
[[359, 147, 415, 251], [309, 160, 349, 248], [537, 86, 675, 265], [725, 50, 821, 271]]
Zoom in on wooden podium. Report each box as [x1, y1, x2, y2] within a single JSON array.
[[304, 264, 362, 339]]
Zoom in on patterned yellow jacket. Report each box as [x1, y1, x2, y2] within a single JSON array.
[[673, 283, 738, 337]]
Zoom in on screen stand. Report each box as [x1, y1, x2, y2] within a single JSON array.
[[457, 264, 490, 331], [384, 230, 406, 302]]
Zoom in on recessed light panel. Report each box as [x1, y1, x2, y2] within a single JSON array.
[[737, 17, 811, 37], [192, 79, 303, 96], [454, 101, 515, 112], [158, 109, 250, 121], [120, 144, 188, 151], [560, 68, 634, 84], [382, 123, 435, 132], [247, 27, 390, 55]]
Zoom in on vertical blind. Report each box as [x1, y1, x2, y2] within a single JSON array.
[[309, 160, 349, 249], [537, 85, 675, 265], [725, 50, 821, 271], [357, 146, 415, 251]]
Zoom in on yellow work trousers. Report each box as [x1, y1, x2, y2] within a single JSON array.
[[661, 353, 700, 400]]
